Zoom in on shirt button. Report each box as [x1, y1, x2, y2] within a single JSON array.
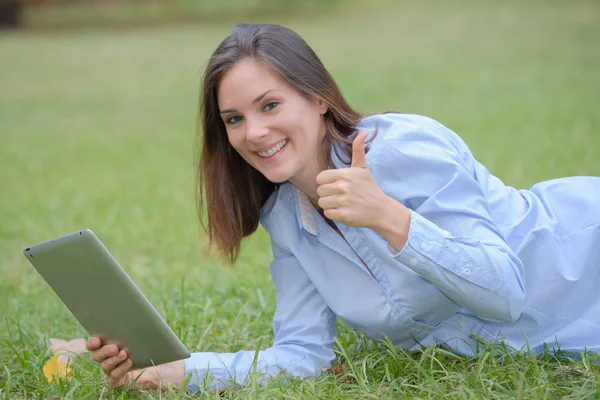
[[458, 319, 467, 328], [410, 258, 418, 266], [420, 242, 428, 250], [463, 267, 471, 275]]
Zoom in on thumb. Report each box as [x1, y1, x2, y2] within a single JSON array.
[[351, 131, 368, 168]]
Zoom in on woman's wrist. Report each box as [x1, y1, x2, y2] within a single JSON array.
[[131, 360, 186, 389], [373, 195, 411, 252]]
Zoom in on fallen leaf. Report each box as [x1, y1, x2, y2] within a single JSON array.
[[43, 354, 72, 383], [43, 338, 88, 383]]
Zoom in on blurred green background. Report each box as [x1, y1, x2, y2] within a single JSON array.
[[1, 0, 599, 397]]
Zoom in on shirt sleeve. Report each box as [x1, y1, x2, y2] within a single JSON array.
[[184, 242, 337, 393], [372, 116, 526, 324]]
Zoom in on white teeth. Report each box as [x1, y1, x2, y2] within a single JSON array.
[[258, 139, 287, 158]]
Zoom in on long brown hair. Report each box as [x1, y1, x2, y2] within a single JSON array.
[[196, 23, 366, 263]]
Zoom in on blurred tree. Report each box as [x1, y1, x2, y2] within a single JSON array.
[[0, 0, 22, 28]]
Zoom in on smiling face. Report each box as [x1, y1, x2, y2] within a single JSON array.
[[217, 59, 329, 185]]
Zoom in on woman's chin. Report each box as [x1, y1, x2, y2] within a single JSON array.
[[262, 169, 292, 184], [265, 175, 290, 184]]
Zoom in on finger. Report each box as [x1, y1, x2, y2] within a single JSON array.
[[323, 208, 345, 222], [351, 131, 368, 169], [109, 359, 134, 387], [101, 350, 129, 376], [316, 169, 345, 186], [317, 195, 342, 211], [86, 337, 101, 351], [91, 344, 119, 363], [316, 182, 343, 198]]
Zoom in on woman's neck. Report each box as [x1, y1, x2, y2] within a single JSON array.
[[289, 147, 330, 210], [289, 169, 322, 209]]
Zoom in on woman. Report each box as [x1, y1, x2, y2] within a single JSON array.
[[86, 23, 600, 392]]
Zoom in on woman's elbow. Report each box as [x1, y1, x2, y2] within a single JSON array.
[[502, 259, 526, 323], [481, 284, 525, 323], [274, 343, 335, 379], [309, 347, 336, 377], [509, 284, 526, 322], [486, 251, 526, 323]]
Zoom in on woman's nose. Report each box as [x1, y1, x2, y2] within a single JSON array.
[[245, 118, 269, 143]]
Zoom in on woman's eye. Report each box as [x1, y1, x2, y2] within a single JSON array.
[[264, 102, 278, 111], [226, 115, 243, 124]]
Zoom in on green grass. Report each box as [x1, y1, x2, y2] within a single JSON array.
[[2, 0, 600, 398]]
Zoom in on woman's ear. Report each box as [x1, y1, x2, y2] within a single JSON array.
[[316, 99, 328, 115]]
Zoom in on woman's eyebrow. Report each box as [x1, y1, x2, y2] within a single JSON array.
[[219, 89, 277, 115]]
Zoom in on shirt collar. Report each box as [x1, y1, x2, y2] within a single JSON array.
[[294, 186, 318, 236]]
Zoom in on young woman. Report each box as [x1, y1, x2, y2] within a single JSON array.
[[86, 24, 600, 392]]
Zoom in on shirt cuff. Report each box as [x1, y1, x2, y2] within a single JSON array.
[[386, 209, 449, 267], [184, 353, 203, 393], [184, 352, 231, 393]]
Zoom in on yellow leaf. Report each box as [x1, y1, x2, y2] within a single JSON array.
[[43, 354, 73, 383]]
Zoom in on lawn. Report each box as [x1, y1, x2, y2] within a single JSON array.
[[1, 0, 600, 398]]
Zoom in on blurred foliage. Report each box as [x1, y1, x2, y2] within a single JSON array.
[[22, 0, 350, 30]]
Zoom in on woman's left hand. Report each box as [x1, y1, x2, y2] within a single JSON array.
[[316, 131, 392, 230], [87, 337, 185, 389]]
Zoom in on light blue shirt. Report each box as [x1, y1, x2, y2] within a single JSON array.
[[185, 114, 600, 392]]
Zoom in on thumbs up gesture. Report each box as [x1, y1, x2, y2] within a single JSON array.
[[316, 131, 390, 229]]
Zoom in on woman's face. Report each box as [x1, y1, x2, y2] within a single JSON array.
[[217, 59, 328, 184]]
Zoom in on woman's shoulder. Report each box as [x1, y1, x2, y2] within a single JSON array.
[[359, 113, 459, 145], [359, 113, 473, 168], [358, 114, 481, 201]]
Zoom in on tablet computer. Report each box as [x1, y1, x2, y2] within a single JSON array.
[[23, 229, 191, 369]]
